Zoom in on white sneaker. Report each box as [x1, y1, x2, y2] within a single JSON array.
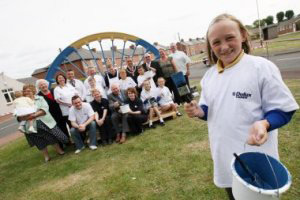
[[18, 126, 26, 133], [89, 145, 97, 150], [75, 147, 85, 154], [28, 126, 37, 133]]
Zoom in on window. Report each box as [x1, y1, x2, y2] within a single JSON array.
[[2, 88, 15, 104]]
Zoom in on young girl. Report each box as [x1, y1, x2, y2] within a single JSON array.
[[137, 66, 156, 90], [184, 14, 299, 200], [140, 80, 164, 128], [156, 77, 181, 116], [14, 90, 37, 133], [119, 69, 137, 91]]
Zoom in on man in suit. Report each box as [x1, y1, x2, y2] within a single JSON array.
[[142, 53, 163, 84], [107, 83, 129, 144]]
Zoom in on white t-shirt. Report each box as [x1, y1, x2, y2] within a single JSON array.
[[169, 51, 191, 75], [68, 102, 95, 125], [119, 77, 137, 91], [141, 88, 158, 110], [84, 74, 106, 91], [198, 54, 299, 188], [54, 85, 78, 116], [67, 79, 87, 101], [86, 85, 108, 103], [156, 86, 174, 106], [137, 71, 156, 89]]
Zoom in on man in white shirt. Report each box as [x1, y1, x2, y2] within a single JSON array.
[[66, 69, 87, 101], [84, 66, 106, 92], [169, 43, 191, 87], [69, 95, 97, 154]]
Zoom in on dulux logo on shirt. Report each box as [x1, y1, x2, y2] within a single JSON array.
[[232, 91, 252, 99]]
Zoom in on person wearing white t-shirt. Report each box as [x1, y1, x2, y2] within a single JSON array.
[[156, 77, 182, 116], [54, 74, 78, 138], [119, 69, 137, 91], [85, 77, 107, 102], [184, 14, 299, 200], [66, 69, 87, 101], [84, 66, 106, 94], [169, 43, 191, 88], [141, 80, 164, 128], [137, 66, 156, 90], [69, 95, 97, 154]]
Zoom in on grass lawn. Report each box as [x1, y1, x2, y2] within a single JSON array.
[[0, 79, 299, 200], [252, 32, 300, 55]]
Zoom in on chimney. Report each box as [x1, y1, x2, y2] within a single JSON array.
[[153, 42, 158, 46], [189, 38, 192, 41], [91, 48, 97, 52], [180, 39, 184, 42]]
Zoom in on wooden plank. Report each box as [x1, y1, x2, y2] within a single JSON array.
[[143, 111, 177, 125]]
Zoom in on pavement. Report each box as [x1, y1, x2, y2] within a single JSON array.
[[0, 49, 299, 147]]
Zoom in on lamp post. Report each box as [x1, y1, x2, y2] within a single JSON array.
[[256, 0, 263, 47]]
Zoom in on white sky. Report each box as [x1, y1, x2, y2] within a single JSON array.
[[0, 0, 299, 78]]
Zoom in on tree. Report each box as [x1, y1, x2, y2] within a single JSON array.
[[264, 16, 274, 25], [285, 10, 294, 20], [276, 11, 284, 22], [253, 19, 265, 28]]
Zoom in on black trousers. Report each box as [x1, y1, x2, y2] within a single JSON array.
[[127, 114, 148, 134], [97, 117, 114, 141], [225, 188, 235, 200], [59, 116, 71, 138], [165, 77, 182, 105]]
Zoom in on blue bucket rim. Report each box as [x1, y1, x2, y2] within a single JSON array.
[[231, 152, 292, 195]]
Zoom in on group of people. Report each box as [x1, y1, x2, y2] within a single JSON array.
[[13, 13, 299, 200], [14, 47, 191, 160]]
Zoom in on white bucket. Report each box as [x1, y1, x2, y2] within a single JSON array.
[[231, 152, 292, 200]]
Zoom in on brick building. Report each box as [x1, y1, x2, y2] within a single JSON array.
[[176, 38, 206, 56]]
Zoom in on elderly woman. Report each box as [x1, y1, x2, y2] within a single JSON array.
[[158, 48, 181, 105], [20, 84, 69, 162], [54, 74, 77, 135], [36, 79, 69, 137], [126, 87, 148, 134]]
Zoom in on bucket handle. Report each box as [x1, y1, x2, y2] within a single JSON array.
[[243, 142, 280, 197]]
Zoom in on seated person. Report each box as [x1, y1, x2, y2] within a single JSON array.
[[140, 80, 165, 128], [119, 69, 137, 91], [90, 89, 114, 145], [69, 95, 97, 154], [13, 90, 37, 133], [108, 83, 129, 144], [126, 87, 148, 134], [156, 77, 182, 116], [137, 66, 156, 91]]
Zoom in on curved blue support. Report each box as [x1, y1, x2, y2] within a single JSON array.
[[45, 46, 76, 84], [135, 39, 160, 60]]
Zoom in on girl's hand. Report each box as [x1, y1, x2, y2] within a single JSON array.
[[247, 120, 270, 146], [184, 100, 204, 118]]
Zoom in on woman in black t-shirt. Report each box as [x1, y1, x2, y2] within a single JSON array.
[[126, 87, 148, 134], [90, 89, 114, 145]]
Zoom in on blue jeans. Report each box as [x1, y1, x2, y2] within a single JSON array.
[[70, 121, 97, 150]]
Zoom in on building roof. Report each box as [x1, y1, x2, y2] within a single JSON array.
[[278, 15, 300, 27], [17, 77, 38, 85], [179, 38, 205, 46]]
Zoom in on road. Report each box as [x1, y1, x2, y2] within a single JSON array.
[[0, 52, 299, 139], [190, 51, 300, 80]]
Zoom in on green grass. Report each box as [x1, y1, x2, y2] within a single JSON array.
[[0, 80, 299, 200], [253, 32, 300, 55]]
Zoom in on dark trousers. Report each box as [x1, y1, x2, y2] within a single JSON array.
[[56, 116, 70, 138], [97, 117, 114, 141], [184, 75, 190, 89], [127, 114, 148, 134], [165, 77, 182, 105], [225, 188, 235, 200], [111, 112, 130, 133]]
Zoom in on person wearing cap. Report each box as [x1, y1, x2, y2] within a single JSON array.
[[142, 53, 163, 84], [169, 43, 191, 88]]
